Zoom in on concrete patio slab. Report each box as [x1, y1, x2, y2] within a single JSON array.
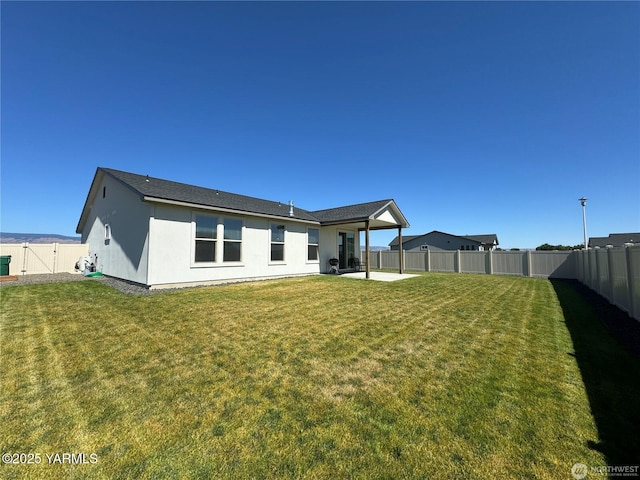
[[340, 271, 419, 282]]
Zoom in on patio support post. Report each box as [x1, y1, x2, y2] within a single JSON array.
[[365, 220, 371, 279], [398, 226, 404, 274]]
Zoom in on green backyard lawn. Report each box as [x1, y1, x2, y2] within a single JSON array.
[[1, 273, 638, 479]]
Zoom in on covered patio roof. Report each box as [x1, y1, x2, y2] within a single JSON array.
[[313, 199, 410, 278], [312, 199, 409, 230]]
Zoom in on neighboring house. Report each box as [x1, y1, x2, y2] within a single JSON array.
[[589, 233, 640, 248], [388, 230, 499, 252], [76, 168, 409, 288]]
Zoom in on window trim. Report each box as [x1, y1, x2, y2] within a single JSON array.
[[192, 213, 218, 265], [191, 213, 245, 267], [269, 223, 286, 264], [222, 217, 243, 263], [307, 227, 320, 263]]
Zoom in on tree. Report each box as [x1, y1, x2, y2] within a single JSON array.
[[535, 243, 583, 251]]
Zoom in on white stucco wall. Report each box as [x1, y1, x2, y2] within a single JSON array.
[[317, 226, 361, 273], [81, 174, 151, 284], [82, 183, 364, 287], [146, 204, 324, 287]]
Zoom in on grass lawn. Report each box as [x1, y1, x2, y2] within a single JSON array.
[[1, 273, 639, 479]]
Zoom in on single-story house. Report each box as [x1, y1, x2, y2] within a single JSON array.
[[389, 230, 499, 252], [589, 233, 640, 248], [76, 168, 410, 288]]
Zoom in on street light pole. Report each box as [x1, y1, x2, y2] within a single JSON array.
[[579, 197, 588, 250]]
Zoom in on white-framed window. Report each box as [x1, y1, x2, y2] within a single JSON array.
[[270, 224, 285, 262], [420, 244, 429, 251], [308, 228, 319, 261], [223, 218, 242, 262], [194, 214, 218, 263]]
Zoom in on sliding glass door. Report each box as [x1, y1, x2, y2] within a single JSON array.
[[338, 232, 355, 269]]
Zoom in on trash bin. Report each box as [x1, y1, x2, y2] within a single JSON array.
[[0, 256, 11, 276]]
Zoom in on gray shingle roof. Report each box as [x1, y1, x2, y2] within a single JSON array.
[[101, 168, 319, 222], [77, 168, 408, 232], [311, 200, 396, 224], [387, 235, 421, 246], [464, 234, 499, 245], [389, 231, 499, 247], [589, 233, 640, 247]]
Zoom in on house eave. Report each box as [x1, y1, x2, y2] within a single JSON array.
[[142, 196, 321, 225], [318, 217, 370, 227], [76, 168, 106, 234]]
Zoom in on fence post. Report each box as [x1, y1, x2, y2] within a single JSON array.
[[625, 246, 636, 320], [526, 250, 532, 277], [575, 251, 582, 282], [455, 250, 461, 273], [593, 249, 601, 296], [21, 242, 29, 274], [487, 250, 493, 275], [52, 242, 59, 274], [606, 247, 616, 302], [584, 250, 589, 287], [425, 249, 430, 273], [378, 250, 382, 270]]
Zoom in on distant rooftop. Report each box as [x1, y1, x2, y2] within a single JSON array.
[[589, 233, 640, 248], [389, 230, 499, 247]]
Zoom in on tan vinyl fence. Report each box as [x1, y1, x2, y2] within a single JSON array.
[[366, 249, 576, 278], [0, 243, 89, 275], [575, 246, 640, 321]]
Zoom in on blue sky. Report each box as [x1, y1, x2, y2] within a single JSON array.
[[2, 1, 638, 249]]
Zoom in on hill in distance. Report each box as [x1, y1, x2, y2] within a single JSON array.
[[0, 232, 81, 244]]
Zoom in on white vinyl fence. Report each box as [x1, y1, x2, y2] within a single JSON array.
[[0, 243, 89, 275], [575, 246, 640, 321]]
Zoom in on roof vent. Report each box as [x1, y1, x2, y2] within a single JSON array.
[[145, 175, 150, 182], [289, 200, 294, 217]]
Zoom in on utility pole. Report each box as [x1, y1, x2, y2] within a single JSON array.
[[579, 197, 588, 250]]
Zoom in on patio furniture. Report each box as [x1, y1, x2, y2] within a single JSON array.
[[328, 258, 340, 274], [352, 257, 366, 272]]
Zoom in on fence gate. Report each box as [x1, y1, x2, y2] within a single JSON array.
[[0, 243, 90, 275]]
